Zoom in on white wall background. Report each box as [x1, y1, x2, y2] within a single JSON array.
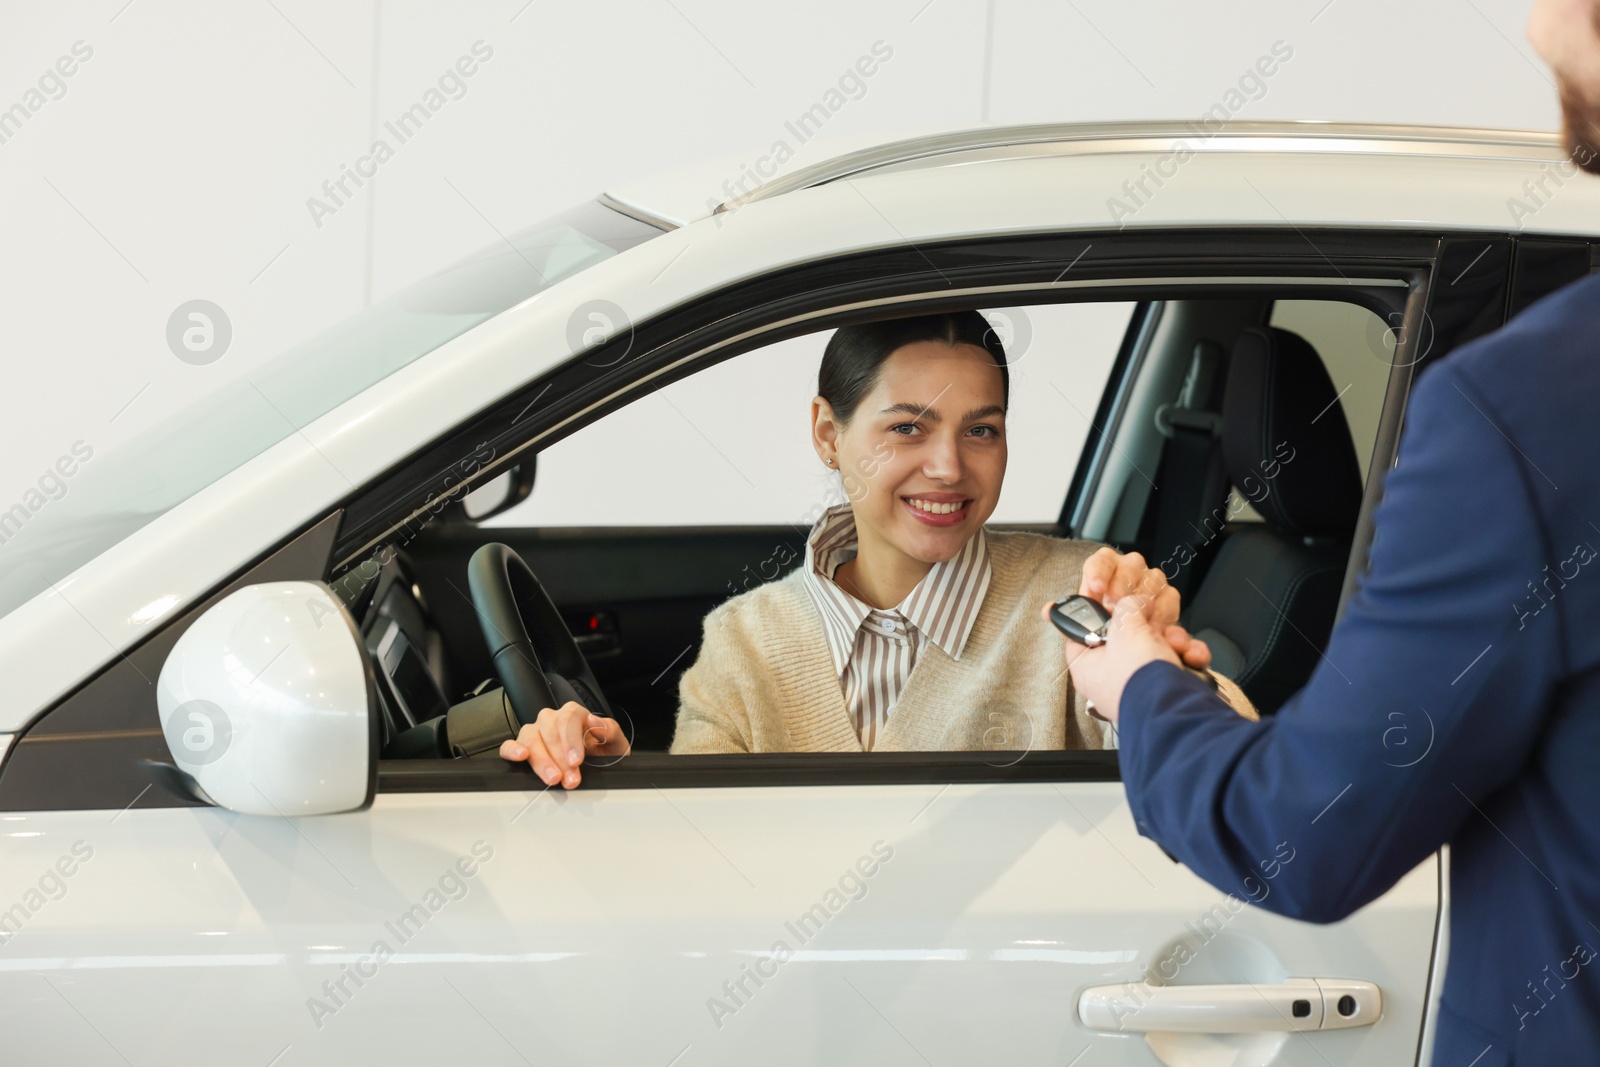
[[0, 0, 1560, 510]]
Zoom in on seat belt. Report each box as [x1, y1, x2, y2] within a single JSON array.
[[1139, 340, 1231, 599]]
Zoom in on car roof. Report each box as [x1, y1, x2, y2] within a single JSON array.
[[605, 119, 1577, 229]]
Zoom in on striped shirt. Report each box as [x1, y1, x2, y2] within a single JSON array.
[[801, 501, 993, 750]]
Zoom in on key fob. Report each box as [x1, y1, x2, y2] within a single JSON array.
[[1048, 595, 1112, 646], [1048, 594, 1219, 691]]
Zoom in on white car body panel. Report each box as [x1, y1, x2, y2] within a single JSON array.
[[0, 785, 1437, 1065], [3, 134, 1598, 732]]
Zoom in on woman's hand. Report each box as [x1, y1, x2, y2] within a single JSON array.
[[1075, 546, 1211, 670], [498, 700, 630, 789]]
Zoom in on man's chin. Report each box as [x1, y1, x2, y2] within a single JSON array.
[[1559, 77, 1600, 175]]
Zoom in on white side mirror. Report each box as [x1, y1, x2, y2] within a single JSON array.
[[156, 581, 376, 816]]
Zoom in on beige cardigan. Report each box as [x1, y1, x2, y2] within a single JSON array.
[[668, 529, 1257, 754]]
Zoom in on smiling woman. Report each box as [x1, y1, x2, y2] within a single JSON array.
[[499, 310, 1259, 785]]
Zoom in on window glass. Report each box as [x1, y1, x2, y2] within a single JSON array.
[[1267, 299, 1391, 484], [0, 200, 660, 622], [1083, 296, 1393, 538], [1182, 298, 1392, 526], [490, 301, 1135, 528]]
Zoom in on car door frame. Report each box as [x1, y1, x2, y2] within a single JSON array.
[[1, 223, 1530, 811]]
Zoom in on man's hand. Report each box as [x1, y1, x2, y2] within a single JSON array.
[[1074, 546, 1211, 671], [1059, 593, 1184, 723]]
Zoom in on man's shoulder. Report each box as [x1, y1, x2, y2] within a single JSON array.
[[1406, 271, 1600, 496], [1437, 271, 1600, 399]]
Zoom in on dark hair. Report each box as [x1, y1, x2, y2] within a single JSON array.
[[817, 311, 1010, 427]]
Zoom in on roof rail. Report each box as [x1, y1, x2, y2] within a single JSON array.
[[715, 119, 1564, 213]]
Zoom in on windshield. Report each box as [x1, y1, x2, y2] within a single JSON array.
[[0, 199, 663, 620]]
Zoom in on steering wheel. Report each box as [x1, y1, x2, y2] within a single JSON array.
[[466, 542, 614, 727]]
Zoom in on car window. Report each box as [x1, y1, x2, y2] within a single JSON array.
[[1067, 292, 1403, 716], [489, 301, 1136, 528], [0, 200, 662, 624], [1211, 298, 1394, 524], [1267, 298, 1390, 485]]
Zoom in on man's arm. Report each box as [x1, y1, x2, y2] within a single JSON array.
[[1116, 357, 1565, 922]]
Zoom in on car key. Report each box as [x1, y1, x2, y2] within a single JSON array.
[[1048, 594, 1114, 646], [1047, 594, 1218, 690]]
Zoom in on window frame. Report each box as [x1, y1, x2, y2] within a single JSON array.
[[2, 226, 1515, 810], [360, 231, 1440, 795]]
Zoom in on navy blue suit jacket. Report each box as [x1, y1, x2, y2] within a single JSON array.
[[1119, 271, 1600, 1066]]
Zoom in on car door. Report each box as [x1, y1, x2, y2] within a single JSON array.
[[0, 226, 1495, 1066], [0, 761, 1437, 1066]]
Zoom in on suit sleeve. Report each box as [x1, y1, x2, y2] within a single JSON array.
[[1118, 356, 1565, 922]]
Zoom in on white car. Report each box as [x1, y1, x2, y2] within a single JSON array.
[[2, 120, 1597, 1067]]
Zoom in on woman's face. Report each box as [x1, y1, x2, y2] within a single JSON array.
[[815, 339, 1008, 565]]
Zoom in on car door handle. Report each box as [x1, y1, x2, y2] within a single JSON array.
[[1077, 977, 1381, 1033]]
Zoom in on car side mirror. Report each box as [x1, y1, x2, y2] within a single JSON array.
[[156, 581, 377, 816], [448, 458, 536, 522]]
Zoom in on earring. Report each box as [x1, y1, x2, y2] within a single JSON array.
[[825, 457, 835, 467]]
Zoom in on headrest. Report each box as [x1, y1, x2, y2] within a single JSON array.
[[1221, 326, 1363, 540]]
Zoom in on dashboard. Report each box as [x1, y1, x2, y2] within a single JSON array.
[[342, 553, 468, 755]]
